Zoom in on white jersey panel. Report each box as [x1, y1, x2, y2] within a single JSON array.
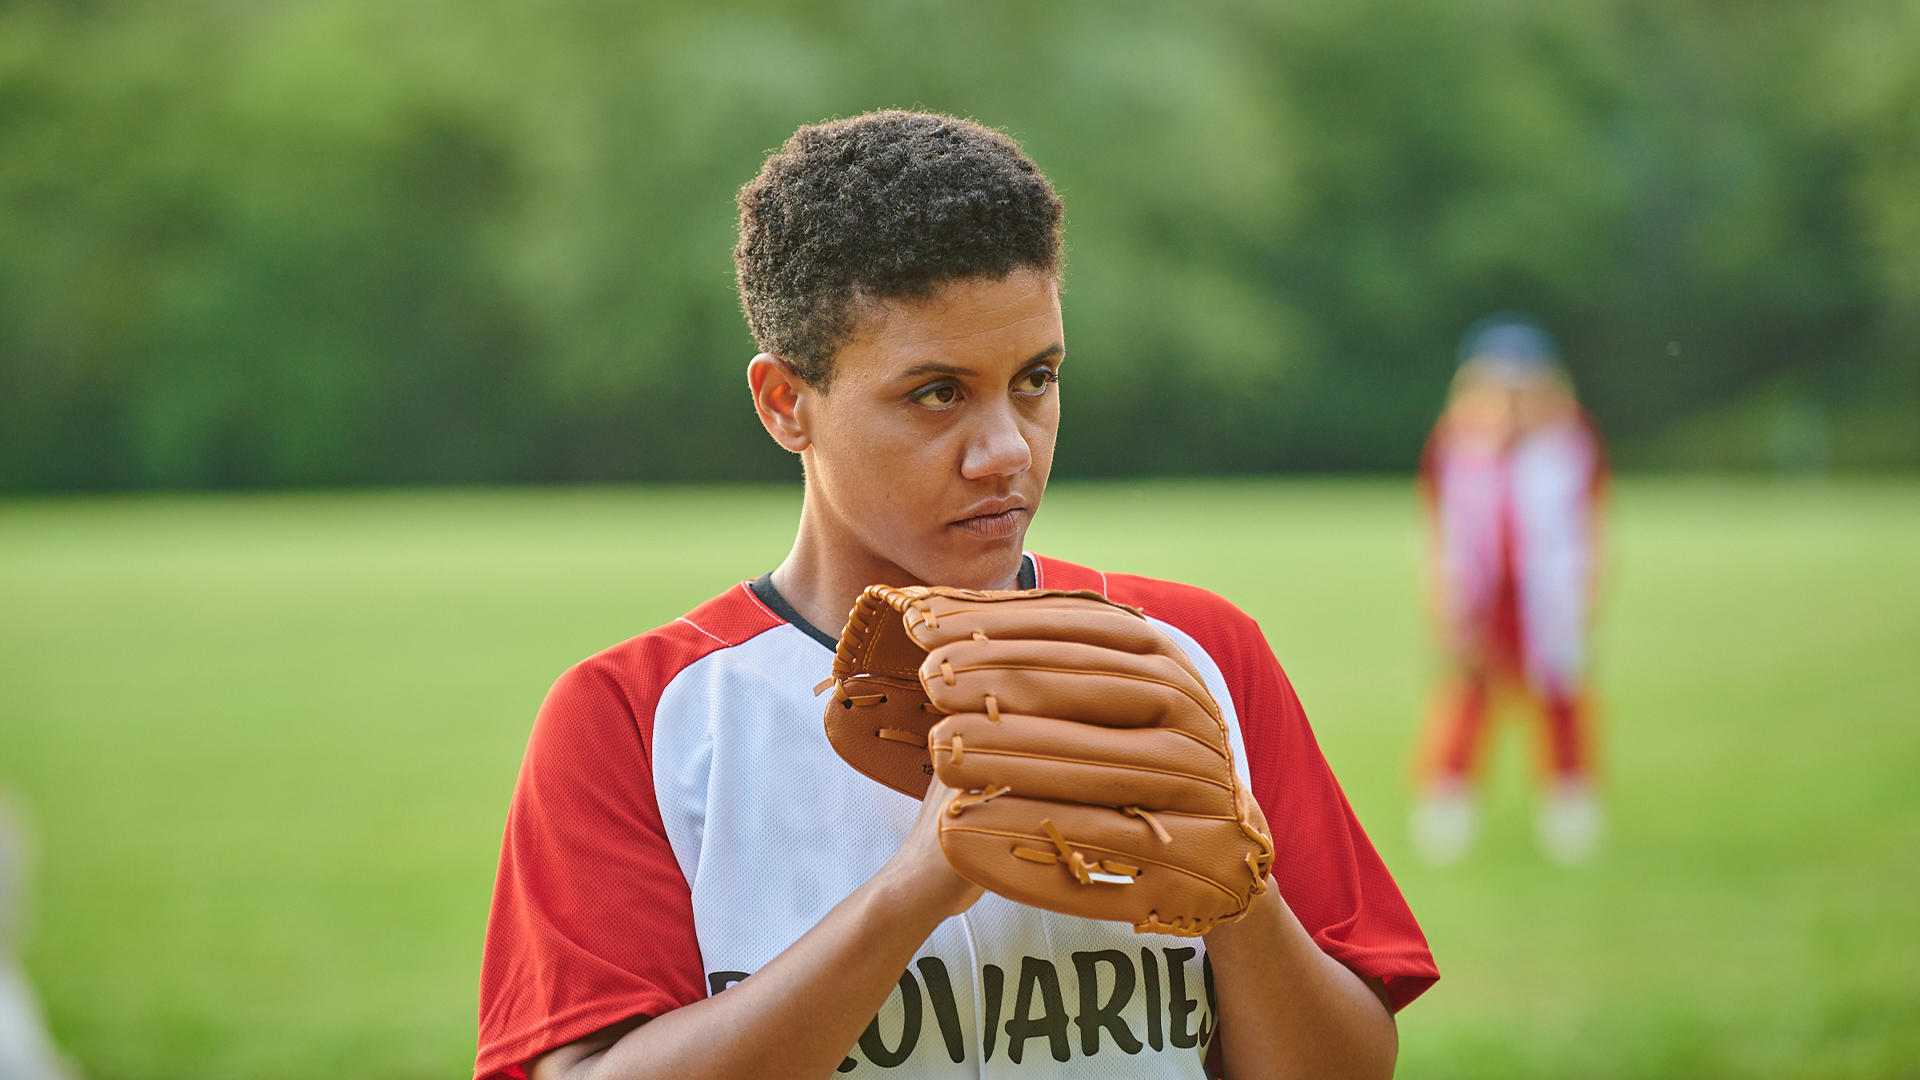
[[651, 619, 1238, 1077], [1510, 422, 1595, 693], [654, 623, 915, 946]]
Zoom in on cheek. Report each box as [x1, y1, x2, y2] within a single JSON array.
[[1024, 402, 1060, 475], [850, 418, 952, 478], [824, 412, 957, 517]]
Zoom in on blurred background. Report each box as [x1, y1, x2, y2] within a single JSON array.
[[0, 1, 1916, 1078], [4, 0, 1919, 487]]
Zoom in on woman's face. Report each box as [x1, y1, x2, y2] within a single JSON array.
[[787, 269, 1065, 590]]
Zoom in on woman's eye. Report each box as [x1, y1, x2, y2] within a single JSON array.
[[1015, 368, 1057, 396], [911, 383, 960, 409]]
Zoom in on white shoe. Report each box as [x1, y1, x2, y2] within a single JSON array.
[[0, 962, 83, 1080], [1410, 786, 1477, 866], [0, 805, 82, 1080], [1536, 780, 1602, 866]]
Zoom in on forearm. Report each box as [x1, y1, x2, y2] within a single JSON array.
[[532, 785, 981, 1080], [536, 864, 944, 1080], [1203, 888, 1398, 1080]]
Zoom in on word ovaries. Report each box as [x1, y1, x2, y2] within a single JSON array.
[[709, 947, 1218, 1072]]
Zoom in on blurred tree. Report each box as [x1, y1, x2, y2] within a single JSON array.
[[0, 0, 1913, 489]]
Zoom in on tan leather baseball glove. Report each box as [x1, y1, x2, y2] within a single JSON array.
[[822, 584, 1274, 937]]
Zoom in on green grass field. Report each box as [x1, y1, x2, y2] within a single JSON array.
[[1, 479, 1915, 1079]]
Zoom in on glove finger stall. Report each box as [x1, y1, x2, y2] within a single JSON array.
[[921, 640, 1218, 734], [905, 599, 1197, 673], [930, 713, 1236, 817]]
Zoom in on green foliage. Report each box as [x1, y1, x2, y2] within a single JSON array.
[[0, 481, 1914, 1076], [0, 0, 1916, 488]]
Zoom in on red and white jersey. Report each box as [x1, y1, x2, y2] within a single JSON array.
[[475, 555, 1436, 1079], [1421, 412, 1607, 695]]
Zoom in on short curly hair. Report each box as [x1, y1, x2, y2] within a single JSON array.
[[734, 110, 1065, 387]]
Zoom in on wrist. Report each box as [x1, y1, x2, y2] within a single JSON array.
[[872, 836, 983, 926], [1201, 885, 1298, 962]]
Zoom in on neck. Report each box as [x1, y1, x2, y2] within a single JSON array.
[[769, 491, 1023, 640], [767, 511, 894, 640]]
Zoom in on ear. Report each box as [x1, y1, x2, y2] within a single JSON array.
[[748, 353, 813, 453]]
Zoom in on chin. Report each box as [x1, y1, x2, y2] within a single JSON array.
[[914, 535, 1028, 590]]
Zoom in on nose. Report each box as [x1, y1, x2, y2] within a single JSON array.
[[960, 399, 1033, 481]]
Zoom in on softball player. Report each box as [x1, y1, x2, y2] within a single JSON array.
[[476, 111, 1436, 1080], [1411, 315, 1607, 866]]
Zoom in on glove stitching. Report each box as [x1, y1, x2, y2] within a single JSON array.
[[935, 746, 1232, 789], [943, 825, 1244, 899], [936, 664, 1221, 721]]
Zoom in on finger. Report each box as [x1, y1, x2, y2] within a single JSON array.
[[921, 640, 1218, 729], [930, 713, 1235, 816]]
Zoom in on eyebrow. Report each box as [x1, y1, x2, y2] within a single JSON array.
[[896, 344, 1063, 381]]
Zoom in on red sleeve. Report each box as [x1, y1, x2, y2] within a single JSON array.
[[1034, 556, 1440, 1011], [474, 589, 780, 1079]]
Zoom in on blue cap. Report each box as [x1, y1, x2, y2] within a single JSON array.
[[1457, 313, 1559, 376]]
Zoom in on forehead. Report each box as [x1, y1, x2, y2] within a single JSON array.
[[837, 270, 1063, 378]]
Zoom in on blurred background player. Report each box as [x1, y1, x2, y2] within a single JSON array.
[[0, 801, 81, 1080], [1410, 314, 1608, 867]]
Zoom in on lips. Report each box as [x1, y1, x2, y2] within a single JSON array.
[[952, 503, 1027, 539]]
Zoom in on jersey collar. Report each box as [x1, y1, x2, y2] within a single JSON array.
[[750, 554, 1038, 651]]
